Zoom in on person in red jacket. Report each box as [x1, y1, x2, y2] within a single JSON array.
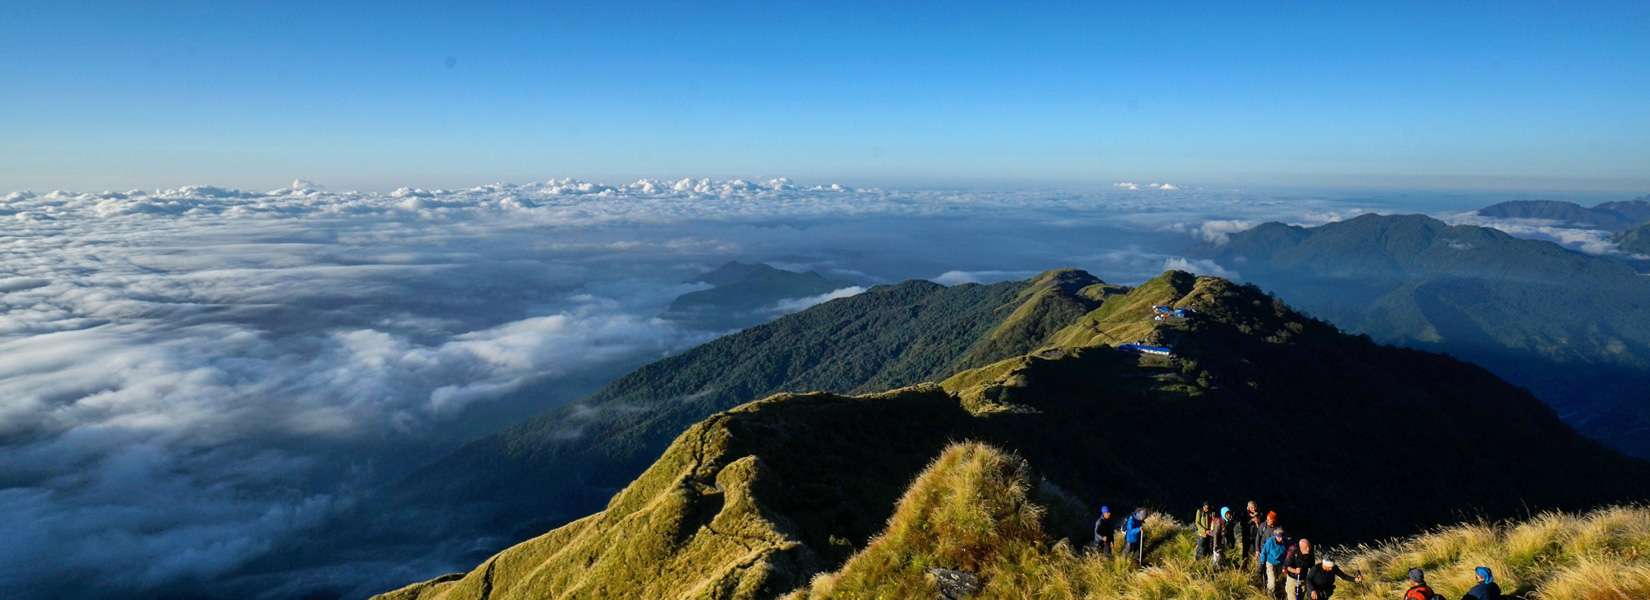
[[1403, 568, 1437, 600]]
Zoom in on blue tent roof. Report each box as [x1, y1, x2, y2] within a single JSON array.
[[1120, 343, 1173, 355]]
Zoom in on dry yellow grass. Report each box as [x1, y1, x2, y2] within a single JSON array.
[[795, 442, 1649, 600], [1333, 506, 1650, 600]]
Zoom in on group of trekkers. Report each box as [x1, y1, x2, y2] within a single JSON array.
[[1090, 502, 1503, 600]]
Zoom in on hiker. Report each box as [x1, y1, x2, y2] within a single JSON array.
[[1193, 501, 1214, 560], [1227, 505, 1247, 566], [1259, 527, 1289, 597], [1209, 506, 1231, 565], [1463, 566, 1500, 600], [1284, 538, 1316, 600], [1091, 505, 1116, 555], [1254, 509, 1280, 574], [1123, 508, 1148, 565], [1403, 568, 1437, 600], [1239, 501, 1262, 568], [1303, 557, 1363, 600]]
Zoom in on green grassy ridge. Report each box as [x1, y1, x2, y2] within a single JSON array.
[[377, 273, 1650, 599], [387, 270, 1111, 553], [954, 269, 1109, 367]]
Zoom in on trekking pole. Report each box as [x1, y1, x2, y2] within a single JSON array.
[[1139, 521, 1146, 566]]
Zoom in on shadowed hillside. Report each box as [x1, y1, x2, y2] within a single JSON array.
[[1216, 214, 1650, 458], [1616, 222, 1650, 255], [376, 271, 1650, 599]]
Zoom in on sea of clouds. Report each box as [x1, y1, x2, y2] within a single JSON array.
[[0, 177, 1545, 598]]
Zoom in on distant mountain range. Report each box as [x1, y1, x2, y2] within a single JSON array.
[[377, 270, 1650, 599], [661, 262, 852, 331], [1476, 196, 1650, 232], [1215, 213, 1650, 458]]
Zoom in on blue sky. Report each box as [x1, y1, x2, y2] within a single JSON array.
[[2, 1, 1647, 192]]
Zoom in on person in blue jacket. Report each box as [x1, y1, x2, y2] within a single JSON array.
[[1259, 527, 1290, 597], [1464, 565, 1501, 600], [1122, 508, 1148, 565]]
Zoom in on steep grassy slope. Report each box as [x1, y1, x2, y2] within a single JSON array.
[[378, 272, 1650, 599], [390, 270, 1105, 547], [1217, 214, 1650, 458]]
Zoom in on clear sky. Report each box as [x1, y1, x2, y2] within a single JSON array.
[[2, 1, 1647, 192]]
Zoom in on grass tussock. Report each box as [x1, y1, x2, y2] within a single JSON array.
[[793, 442, 1650, 600], [1308, 505, 1650, 600]]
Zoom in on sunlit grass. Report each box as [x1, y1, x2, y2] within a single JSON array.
[[793, 442, 1650, 600]]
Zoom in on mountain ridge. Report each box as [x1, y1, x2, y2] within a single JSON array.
[[386, 269, 1111, 554], [376, 270, 1650, 599], [1476, 197, 1650, 232]]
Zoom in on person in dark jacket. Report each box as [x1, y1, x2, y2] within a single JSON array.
[[1284, 538, 1315, 600], [1209, 506, 1231, 564], [1091, 505, 1116, 555], [1463, 565, 1500, 600], [1193, 501, 1214, 560], [1240, 500, 1262, 568], [1303, 557, 1362, 600]]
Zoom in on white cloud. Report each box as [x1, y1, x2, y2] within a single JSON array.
[[931, 270, 1034, 286], [1164, 219, 1257, 245], [769, 286, 867, 314], [1295, 208, 1364, 225], [1162, 257, 1238, 278], [1115, 181, 1179, 191], [1441, 212, 1620, 255]]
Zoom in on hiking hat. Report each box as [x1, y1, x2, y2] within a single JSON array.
[[1475, 566, 1493, 584], [1100, 505, 1110, 514], [1220, 506, 1230, 519], [1408, 568, 1426, 583]]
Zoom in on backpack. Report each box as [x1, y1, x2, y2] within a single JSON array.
[[1405, 584, 1443, 600]]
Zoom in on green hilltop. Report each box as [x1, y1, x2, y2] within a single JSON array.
[[376, 271, 1650, 599]]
